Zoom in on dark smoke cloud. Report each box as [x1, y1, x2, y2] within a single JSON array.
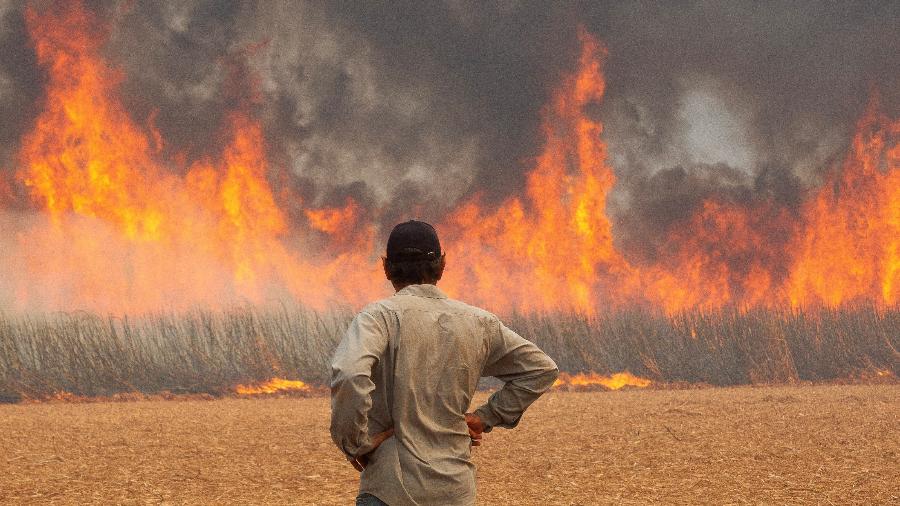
[[0, 1, 44, 203], [0, 0, 897, 246], [594, 1, 899, 175]]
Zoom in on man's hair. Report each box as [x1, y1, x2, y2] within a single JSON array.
[[384, 253, 444, 284]]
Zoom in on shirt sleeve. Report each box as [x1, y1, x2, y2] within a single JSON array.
[[473, 322, 559, 432], [329, 309, 389, 458]]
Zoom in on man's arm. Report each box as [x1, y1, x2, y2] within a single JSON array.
[[472, 322, 558, 432], [330, 310, 389, 460]]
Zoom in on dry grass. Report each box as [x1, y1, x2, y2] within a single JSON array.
[[2, 306, 898, 401], [1, 384, 897, 505]]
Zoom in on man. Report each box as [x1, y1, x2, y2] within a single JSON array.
[[330, 220, 559, 505]]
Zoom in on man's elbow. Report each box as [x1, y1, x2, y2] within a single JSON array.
[[330, 416, 362, 458], [548, 364, 560, 381], [538, 357, 559, 391]]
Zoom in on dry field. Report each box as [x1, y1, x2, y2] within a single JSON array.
[[1, 385, 897, 505]]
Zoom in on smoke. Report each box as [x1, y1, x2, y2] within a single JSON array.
[[0, 2, 44, 205], [0, 0, 897, 246]]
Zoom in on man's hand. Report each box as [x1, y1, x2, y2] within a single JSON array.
[[348, 427, 394, 472], [465, 412, 485, 447]]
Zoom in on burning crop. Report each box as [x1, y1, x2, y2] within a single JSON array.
[[553, 371, 651, 391], [1, 2, 896, 317], [8, 2, 381, 314], [235, 378, 310, 396], [0, 2, 897, 401]]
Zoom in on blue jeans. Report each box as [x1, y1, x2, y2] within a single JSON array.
[[356, 493, 388, 506]]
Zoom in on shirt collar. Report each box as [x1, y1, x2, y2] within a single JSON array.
[[395, 284, 448, 299]]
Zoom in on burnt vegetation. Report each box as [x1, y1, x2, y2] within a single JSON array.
[[0, 306, 896, 402]]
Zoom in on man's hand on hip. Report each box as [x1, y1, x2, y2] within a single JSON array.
[[465, 413, 485, 447], [348, 427, 394, 472]]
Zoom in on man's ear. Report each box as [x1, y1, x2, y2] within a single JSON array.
[[434, 253, 446, 281], [382, 257, 392, 281]]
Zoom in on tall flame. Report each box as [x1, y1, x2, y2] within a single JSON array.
[[10, 2, 382, 313], [3, 3, 899, 316], [439, 28, 635, 315], [787, 98, 900, 307]]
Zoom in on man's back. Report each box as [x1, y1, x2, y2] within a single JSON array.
[[331, 284, 558, 505]]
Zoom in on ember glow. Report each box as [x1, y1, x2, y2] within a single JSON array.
[[2, 2, 898, 316]]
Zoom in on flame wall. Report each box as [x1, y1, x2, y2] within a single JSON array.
[[0, 2, 897, 315]]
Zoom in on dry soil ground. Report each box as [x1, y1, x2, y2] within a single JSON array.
[[1, 384, 897, 505]]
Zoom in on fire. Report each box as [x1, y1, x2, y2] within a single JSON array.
[[8, 2, 383, 313], [639, 199, 797, 312], [235, 378, 310, 396], [439, 26, 898, 314], [2, 3, 898, 316], [787, 98, 900, 308], [306, 198, 360, 236], [439, 27, 635, 315], [553, 371, 651, 390]]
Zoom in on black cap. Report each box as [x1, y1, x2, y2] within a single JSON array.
[[386, 220, 442, 262]]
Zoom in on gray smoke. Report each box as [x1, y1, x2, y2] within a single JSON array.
[[0, 0, 897, 251]]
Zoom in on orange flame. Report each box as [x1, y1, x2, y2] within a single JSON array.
[[4, 4, 899, 316], [553, 371, 651, 390], [234, 378, 309, 396], [439, 27, 898, 314], [787, 98, 900, 307], [306, 198, 360, 236], [9, 2, 382, 313], [439, 27, 634, 315], [638, 199, 797, 312]]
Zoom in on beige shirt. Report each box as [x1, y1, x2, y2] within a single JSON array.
[[330, 284, 558, 505]]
